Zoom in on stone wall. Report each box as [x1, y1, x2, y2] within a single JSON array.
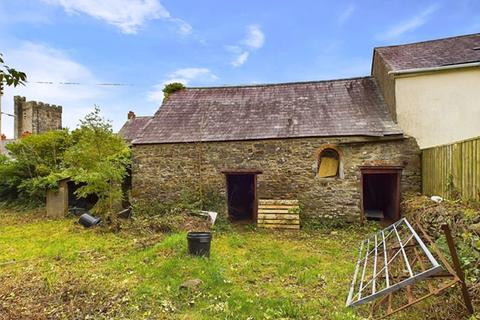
[[14, 96, 62, 139], [372, 51, 397, 121], [132, 136, 421, 222]]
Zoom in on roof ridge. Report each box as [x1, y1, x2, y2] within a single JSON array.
[[374, 33, 480, 50], [186, 76, 373, 90]]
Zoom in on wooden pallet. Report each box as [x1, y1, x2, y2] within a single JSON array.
[[257, 199, 300, 230]]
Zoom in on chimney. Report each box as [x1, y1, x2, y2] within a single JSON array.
[[128, 111, 136, 120]]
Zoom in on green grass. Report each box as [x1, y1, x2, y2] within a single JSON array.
[[0, 209, 463, 319]]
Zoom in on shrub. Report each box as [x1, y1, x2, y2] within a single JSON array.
[[0, 107, 131, 219], [63, 106, 131, 219], [0, 130, 71, 204], [162, 82, 185, 101]]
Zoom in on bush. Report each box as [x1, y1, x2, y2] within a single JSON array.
[[63, 106, 131, 219], [0, 130, 72, 204], [0, 107, 131, 218], [402, 195, 480, 298], [162, 82, 185, 101]]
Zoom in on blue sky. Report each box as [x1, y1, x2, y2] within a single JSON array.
[[0, 0, 479, 137]]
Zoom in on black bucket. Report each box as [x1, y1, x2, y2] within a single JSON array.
[[187, 232, 212, 257], [78, 213, 101, 228]]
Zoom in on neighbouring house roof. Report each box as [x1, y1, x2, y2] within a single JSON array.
[[118, 116, 153, 142], [375, 33, 480, 72], [133, 76, 402, 144]]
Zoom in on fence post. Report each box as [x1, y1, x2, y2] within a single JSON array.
[[441, 224, 474, 315]]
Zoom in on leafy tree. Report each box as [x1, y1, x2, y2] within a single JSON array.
[[0, 53, 27, 94], [0, 106, 131, 218], [1, 53, 26, 138], [0, 130, 71, 203], [63, 106, 131, 218]]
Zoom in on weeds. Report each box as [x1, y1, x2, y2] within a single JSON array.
[[0, 209, 371, 319], [0, 203, 476, 319]]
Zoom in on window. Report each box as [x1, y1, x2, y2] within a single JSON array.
[[318, 148, 340, 178]]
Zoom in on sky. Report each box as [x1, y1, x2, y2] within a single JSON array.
[[0, 0, 479, 137]]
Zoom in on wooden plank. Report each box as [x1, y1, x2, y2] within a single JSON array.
[[463, 141, 468, 200], [406, 285, 413, 303], [441, 224, 474, 315], [258, 224, 300, 229], [258, 214, 299, 219], [258, 213, 299, 220], [462, 142, 466, 199], [257, 219, 300, 225], [257, 204, 299, 209], [258, 199, 299, 205], [470, 140, 474, 199], [258, 208, 293, 213], [318, 157, 339, 177], [473, 139, 477, 200], [475, 139, 478, 200]]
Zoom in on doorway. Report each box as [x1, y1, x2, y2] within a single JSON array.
[[67, 181, 99, 212], [222, 170, 261, 222], [360, 166, 402, 223]]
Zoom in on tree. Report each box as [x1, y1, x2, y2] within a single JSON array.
[[0, 106, 131, 218], [1, 53, 26, 136], [0, 130, 71, 203], [0, 53, 26, 94], [63, 106, 131, 218]]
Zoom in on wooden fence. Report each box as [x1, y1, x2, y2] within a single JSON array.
[[422, 137, 480, 201]]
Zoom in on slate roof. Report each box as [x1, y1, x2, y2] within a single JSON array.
[[133, 76, 402, 144], [118, 116, 152, 142], [375, 33, 480, 71]]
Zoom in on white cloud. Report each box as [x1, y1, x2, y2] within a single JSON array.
[[242, 24, 265, 49], [42, 0, 191, 34], [170, 18, 192, 35], [0, 42, 107, 137], [377, 4, 440, 40], [337, 4, 355, 25], [232, 51, 249, 67], [227, 24, 265, 67], [168, 68, 218, 83], [148, 68, 218, 102], [226, 45, 250, 67]]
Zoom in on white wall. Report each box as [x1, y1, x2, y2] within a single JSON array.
[[395, 68, 480, 149]]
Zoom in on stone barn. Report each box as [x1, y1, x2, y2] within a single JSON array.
[[126, 76, 421, 224]]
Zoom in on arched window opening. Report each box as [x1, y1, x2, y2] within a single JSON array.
[[318, 148, 340, 178]]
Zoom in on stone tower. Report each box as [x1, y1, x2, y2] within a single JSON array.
[[14, 96, 62, 139]]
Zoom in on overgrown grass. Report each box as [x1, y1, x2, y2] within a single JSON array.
[[0, 209, 472, 319]]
